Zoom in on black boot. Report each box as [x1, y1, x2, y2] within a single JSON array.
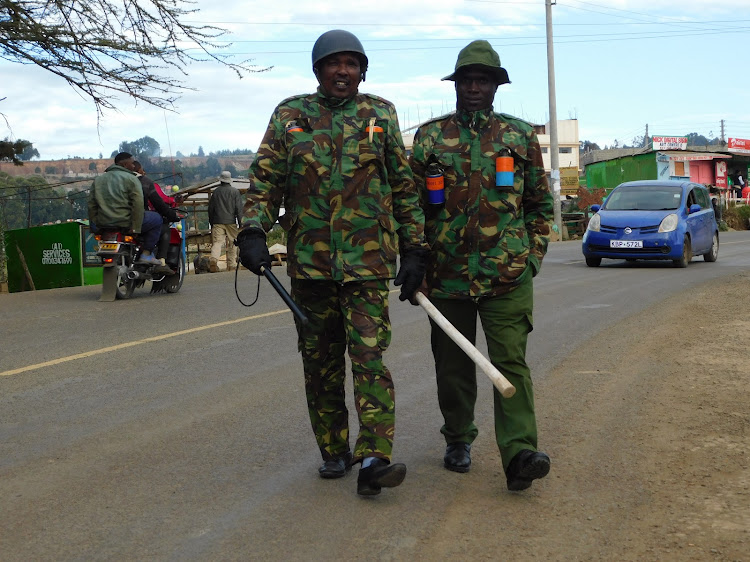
[[444, 442, 471, 473], [506, 450, 550, 491], [318, 452, 352, 479], [356, 459, 407, 496]]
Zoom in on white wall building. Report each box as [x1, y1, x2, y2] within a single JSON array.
[[536, 119, 580, 173]]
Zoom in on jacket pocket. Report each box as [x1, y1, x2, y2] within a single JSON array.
[[345, 118, 387, 184]]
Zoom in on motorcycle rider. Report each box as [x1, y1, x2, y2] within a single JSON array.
[[88, 152, 163, 265], [133, 160, 181, 270]]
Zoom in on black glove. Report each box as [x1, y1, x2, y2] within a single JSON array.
[[166, 209, 180, 222], [394, 248, 428, 304], [236, 227, 272, 275]]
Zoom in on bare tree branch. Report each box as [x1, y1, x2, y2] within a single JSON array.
[[0, 0, 269, 116]]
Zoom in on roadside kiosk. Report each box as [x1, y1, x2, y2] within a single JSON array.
[[3, 221, 103, 292]]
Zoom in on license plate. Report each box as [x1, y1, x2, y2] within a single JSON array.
[[610, 240, 643, 248], [99, 242, 120, 251]]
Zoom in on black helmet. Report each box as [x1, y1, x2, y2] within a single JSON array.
[[312, 29, 368, 80]]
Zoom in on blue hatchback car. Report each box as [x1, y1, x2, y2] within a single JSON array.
[[582, 180, 719, 267]]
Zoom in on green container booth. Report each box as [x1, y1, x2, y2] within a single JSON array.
[[4, 221, 103, 293]]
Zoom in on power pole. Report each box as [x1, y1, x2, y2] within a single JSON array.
[[720, 119, 725, 144], [545, 0, 562, 238], [644, 124, 649, 148]]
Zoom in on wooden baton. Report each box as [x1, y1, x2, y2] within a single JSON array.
[[415, 292, 516, 398]]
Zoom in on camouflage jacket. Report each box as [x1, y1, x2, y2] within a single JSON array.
[[410, 107, 553, 299], [243, 88, 427, 282]]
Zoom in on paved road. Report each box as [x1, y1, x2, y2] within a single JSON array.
[[2, 232, 749, 560]]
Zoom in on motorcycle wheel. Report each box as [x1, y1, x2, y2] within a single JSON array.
[[115, 258, 136, 299], [165, 252, 185, 293]]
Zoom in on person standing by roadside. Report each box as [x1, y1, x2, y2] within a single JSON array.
[[208, 171, 244, 272], [237, 29, 427, 497], [88, 152, 163, 265], [409, 40, 554, 491]]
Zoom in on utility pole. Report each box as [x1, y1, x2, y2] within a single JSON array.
[[545, 0, 562, 238], [720, 119, 725, 145], [644, 124, 649, 148]]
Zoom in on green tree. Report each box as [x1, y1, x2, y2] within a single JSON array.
[[204, 156, 222, 177], [0, 138, 33, 165], [119, 136, 161, 160], [19, 143, 40, 160], [197, 146, 205, 157], [579, 140, 601, 154], [0, 174, 89, 229]]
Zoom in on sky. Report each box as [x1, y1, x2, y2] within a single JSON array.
[[2, 0, 750, 162]]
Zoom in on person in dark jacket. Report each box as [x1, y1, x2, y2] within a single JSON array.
[[88, 152, 163, 265], [208, 171, 244, 271], [133, 161, 180, 224]]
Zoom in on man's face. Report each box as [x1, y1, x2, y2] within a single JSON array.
[[455, 67, 498, 112], [120, 158, 136, 171], [316, 52, 362, 99]]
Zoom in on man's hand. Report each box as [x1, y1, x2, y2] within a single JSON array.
[[236, 227, 272, 275], [166, 209, 180, 222], [394, 248, 428, 305]]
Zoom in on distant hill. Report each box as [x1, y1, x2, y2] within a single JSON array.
[[0, 155, 255, 180]]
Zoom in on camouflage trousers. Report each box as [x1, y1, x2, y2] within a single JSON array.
[[290, 278, 395, 464]]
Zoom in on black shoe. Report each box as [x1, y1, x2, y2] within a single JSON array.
[[357, 459, 407, 496], [506, 450, 550, 491], [444, 442, 471, 473], [318, 452, 352, 479]]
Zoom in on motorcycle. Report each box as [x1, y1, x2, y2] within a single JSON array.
[[94, 214, 186, 301]]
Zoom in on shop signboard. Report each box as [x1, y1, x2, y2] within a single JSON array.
[[560, 167, 580, 196], [728, 137, 750, 154], [715, 160, 727, 189], [652, 136, 688, 151]]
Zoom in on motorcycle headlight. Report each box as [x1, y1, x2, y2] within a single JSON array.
[[659, 214, 679, 233], [587, 213, 601, 232]]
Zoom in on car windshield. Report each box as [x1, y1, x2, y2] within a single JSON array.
[[603, 185, 683, 211]]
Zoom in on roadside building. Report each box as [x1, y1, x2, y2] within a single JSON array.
[[581, 136, 750, 194]]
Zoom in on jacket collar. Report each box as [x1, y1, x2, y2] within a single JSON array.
[[456, 105, 494, 129], [316, 86, 357, 109]]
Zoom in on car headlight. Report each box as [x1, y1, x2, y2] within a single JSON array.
[[587, 213, 600, 232], [659, 213, 679, 233]]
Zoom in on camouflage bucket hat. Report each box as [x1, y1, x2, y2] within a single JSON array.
[[442, 40, 510, 85]]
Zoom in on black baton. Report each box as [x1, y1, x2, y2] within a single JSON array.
[[260, 266, 309, 325]]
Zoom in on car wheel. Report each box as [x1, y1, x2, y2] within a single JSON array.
[[674, 236, 691, 268], [585, 256, 601, 267], [703, 232, 719, 262]]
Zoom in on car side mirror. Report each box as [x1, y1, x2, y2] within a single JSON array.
[[688, 204, 701, 214], [591, 204, 601, 213]]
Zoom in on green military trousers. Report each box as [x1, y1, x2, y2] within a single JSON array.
[[429, 271, 538, 471], [291, 279, 395, 465]]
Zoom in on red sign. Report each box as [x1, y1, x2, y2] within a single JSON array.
[[728, 138, 750, 153], [715, 160, 727, 188]]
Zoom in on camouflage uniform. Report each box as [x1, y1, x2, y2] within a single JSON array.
[[243, 87, 426, 464], [410, 106, 553, 470]]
